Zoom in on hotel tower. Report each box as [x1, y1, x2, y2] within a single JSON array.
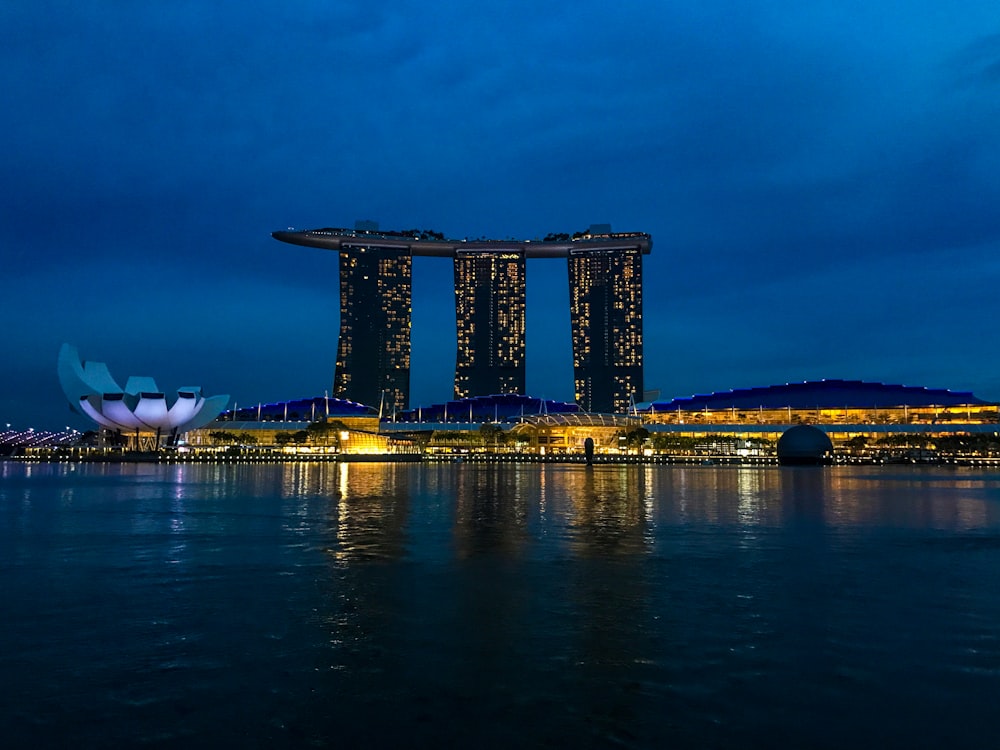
[[333, 242, 411, 413], [453, 250, 526, 399], [567, 246, 644, 413], [273, 223, 651, 414]]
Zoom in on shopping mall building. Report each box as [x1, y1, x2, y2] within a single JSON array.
[[367, 380, 1000, 459]]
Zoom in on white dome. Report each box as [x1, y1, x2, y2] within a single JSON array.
[[58, 344, 228, 433]]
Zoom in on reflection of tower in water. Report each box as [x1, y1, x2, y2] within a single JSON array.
[[332, 463, 413, 562], [564, 466, 650, 556], [306, 462, 417, 729], [560, 466, 656, 739], [452, 465, 532, 559]]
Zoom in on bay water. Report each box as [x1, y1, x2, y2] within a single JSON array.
[[2, 461, 999, 747]]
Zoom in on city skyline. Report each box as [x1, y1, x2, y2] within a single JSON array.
[[3, 2, 1000, 430]]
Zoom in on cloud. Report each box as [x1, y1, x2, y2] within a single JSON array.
[[5, 0, 1000, 426]]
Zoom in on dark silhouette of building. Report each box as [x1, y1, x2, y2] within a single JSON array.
[[568, 244, 644, 413], [453, 250, 526, 399], [272, 224, 651, 413], [334, 238, 411, 413]]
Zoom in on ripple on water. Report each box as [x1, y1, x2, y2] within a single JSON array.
[[3, 462, 1000, 747]]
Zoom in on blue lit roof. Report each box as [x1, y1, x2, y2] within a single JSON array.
[[220, 396, 375, 422], [643, 380, 993, 412], [393, 393, 579, 423]]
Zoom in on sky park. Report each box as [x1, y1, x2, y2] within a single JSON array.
[[8, 223, 1000, 465]]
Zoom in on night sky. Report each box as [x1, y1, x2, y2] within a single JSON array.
[[4, 1, 1000, 429]]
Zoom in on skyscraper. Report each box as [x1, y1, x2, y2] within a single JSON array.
[[453, 250, 526, 399], [273, 225, 651, 414], [334, 243, 411, 413], [568, 247, 644, 413]]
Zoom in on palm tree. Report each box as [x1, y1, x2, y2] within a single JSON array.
[[307, 419, 346, 449], [478, 423, 505, 450]]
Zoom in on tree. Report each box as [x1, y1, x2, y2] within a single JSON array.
[[652, 434, 699, 455], [306, 419, 346, 450], [844, 435, 868, 451], [616, 426, 649, 453], [306, 420, 331, 445], [210, 430, 237, 446], [626, 427, 650, 451], [479, 423, 505, 449]]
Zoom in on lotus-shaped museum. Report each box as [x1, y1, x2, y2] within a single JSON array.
[[58, 344, 229, 435]]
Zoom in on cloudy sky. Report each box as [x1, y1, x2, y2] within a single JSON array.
[[3, 1, 1000, 429]]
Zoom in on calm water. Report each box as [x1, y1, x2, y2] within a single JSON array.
[[2, 461, 999, 748]]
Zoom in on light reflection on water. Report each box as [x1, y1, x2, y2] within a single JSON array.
[[2, 461, 1000, 747]]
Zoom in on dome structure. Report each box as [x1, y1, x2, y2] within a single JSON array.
[[58, 344, 228, 434], [777, 425, 833, 466], [643, 379, 990, 412]]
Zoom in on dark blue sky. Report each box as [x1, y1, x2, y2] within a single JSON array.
[[4, 1, 1000, 429]]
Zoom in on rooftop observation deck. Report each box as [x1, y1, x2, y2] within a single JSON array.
[[272, 227, 652, 258]]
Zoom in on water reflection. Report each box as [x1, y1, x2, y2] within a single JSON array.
[[4, 461, 1000, 746], [560, 466, 650, 557], [453, 465, 531, 559], [779, 467, 830, 528], [653, 467, 785, 527], [550, 466, 655, 743], [820, 468, 1000, 531], [280, 462, 339, 500], [330, 463, 412, 563]]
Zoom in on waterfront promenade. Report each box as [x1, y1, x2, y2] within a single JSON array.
[[10, 448, 1000, 468]]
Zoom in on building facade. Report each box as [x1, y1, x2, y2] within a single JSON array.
[[640, 380, 999, 427], [334, 243, 411, 413], [568, 247, 644, 413], [453, 250, 526, 399]]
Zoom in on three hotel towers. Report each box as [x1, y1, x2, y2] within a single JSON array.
[[273, 223, 651, 415]]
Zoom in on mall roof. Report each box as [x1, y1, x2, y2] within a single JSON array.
[[220, 396, 374, 422], [643, 380, 993, 412], [394, 393, 579, 423]]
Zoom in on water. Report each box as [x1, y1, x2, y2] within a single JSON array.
[[2, 461, 999, 748]]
